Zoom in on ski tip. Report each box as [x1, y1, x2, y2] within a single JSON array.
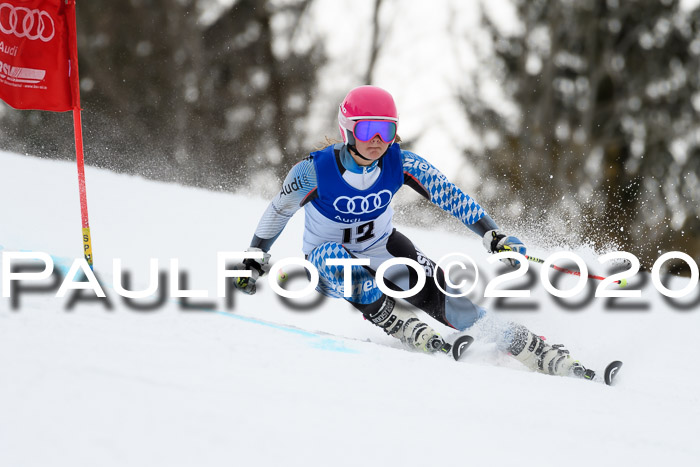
[[604, 360, 623, 386], [452, 335, 474, 361]]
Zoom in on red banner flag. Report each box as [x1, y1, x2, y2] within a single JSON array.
[[0, 0, 79, 111], [0, 0, 92, 267]]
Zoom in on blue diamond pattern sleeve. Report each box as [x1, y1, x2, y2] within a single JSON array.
[[251, 158, 318, 251], [401, 150, 486, 227]]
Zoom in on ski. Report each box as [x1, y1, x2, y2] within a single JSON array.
[[451, 335, 474, 361], [603, 360, 623, 386], [572, 360, 623, 385], [432, 335, 474, 360]]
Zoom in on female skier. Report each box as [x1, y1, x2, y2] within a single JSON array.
[[234, 85, 593, 379]]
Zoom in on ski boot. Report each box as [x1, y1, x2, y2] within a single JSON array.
[[366, 297, 450, 354], [507, 324, 590, 378]]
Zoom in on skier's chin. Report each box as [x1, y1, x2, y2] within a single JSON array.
[[361, 149, 383, 160]]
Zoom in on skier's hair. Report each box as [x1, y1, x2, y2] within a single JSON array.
[[314, 134, 402, 150]]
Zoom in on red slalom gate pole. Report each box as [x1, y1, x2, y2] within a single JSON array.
[[72, 108, 93, 268], [67, 2, 94, 269]]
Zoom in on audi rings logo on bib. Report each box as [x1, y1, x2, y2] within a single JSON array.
[[0, 3, 55, 42], [333, 190, 393, 215]]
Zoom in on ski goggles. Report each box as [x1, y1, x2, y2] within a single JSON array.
[[352, 120, 397, 143]]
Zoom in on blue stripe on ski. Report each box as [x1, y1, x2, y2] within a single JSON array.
[[213, 311, 360, 354]]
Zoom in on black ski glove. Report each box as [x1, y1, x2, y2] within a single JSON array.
[[482, 230, 527, 267], [233, 247, 271, 295]]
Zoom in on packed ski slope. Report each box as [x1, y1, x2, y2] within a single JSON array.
[[1, 151, 698, 467]]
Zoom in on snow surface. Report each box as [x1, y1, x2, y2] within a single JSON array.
[[1, 150, 699, 467]]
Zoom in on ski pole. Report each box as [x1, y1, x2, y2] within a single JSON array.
[[525, 255, 627, 287]]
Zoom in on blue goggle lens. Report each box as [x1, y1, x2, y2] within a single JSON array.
[[353, 120, 397, 143]]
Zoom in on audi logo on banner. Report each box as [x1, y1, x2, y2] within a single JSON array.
[[0, 3, 56, 42], [333, 190, 393, 215]]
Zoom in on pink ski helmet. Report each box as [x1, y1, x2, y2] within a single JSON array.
[[338, 85, 399, 145]]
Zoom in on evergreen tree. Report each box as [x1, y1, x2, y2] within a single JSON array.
[[0, 0, 324, 191], [462, 0, 700, 268]]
